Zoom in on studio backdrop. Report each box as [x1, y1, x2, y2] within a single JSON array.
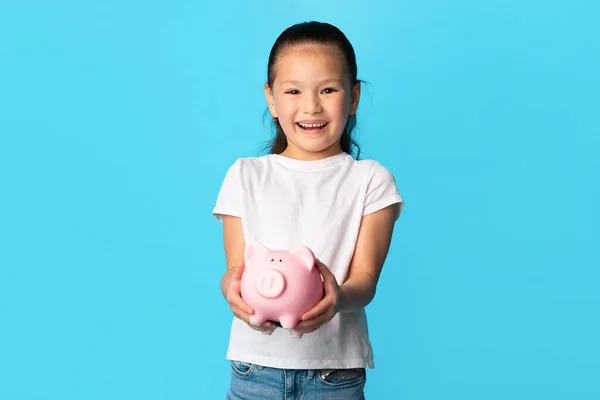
[[0, 1, 598, 399]]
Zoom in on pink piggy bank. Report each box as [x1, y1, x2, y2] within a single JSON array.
[[241, 241, 324, 337]]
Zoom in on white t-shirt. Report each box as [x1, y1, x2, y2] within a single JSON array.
[[212, 152, 403, 370]]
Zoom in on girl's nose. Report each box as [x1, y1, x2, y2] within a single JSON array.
[[302, 93, 322, 114]]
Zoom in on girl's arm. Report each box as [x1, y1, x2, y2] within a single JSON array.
[[222, 215, 245, 272], [293, 203, 400, 335], [338, 203, 400, 313]]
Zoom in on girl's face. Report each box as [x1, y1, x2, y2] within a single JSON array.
[[265, 43, 360, 160]]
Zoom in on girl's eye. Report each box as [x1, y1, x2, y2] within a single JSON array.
[[322, 88, 337, 94], [285, 90, 300, 95]]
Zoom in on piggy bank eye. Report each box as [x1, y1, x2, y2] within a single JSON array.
[[271, 259, 274, 262], [279, 259, 282, 262]]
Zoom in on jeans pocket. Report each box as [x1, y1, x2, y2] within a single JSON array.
[[230, 360, 257, 377], [316, 368, 366, 389]]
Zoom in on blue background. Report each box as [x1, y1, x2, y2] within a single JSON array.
[[1, 0, 599, 399]]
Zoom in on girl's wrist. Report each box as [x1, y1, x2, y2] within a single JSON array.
[[337, 285, 352, 313], [220, 269, 232, 297], [338, 278, 376, 313]]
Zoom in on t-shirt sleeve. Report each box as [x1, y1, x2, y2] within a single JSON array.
[[363, 161, 404, 220], [212, 159, 243, 222]]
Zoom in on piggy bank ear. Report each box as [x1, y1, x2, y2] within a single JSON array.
[[291, 246, 315, 270], [245, 240, 269, 261]]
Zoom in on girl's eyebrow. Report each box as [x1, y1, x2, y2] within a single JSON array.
[[279, 78, 342, 86], [318, 79, 342, 85], [279, 80, 301, 86]]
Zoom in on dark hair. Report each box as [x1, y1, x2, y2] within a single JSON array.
[[264, 21, 361, 159]]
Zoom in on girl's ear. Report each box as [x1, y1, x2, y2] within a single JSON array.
[[264, 82, 277, 119], [245, 240, 269, 261], [349, 81, 361, 116]]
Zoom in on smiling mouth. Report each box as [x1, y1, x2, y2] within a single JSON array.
[[296, 122, 328, 131]]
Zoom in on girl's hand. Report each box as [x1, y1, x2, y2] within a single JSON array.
[[292, 259, 341, 336], [221, 263, 277, 335]]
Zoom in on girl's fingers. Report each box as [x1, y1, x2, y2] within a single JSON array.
[[231, 309, 265, 331], [260, 321, 278, 330], [294, 320, 318, 333], [315, 259, 338, 292], [231, 304, 276, 332], [227, 291, 254, 315], [294, 307, 336, 334], [315, 259, 333, 278], [227, 265, 254, 314], [230, 305, 249, 321], [298, 307, 334, 329], [248, 320, 276, 333], [249, 324, 272, 332], [301, 297, 330, 321], [301, 261, 338, 321], [302, 295, 332, 321]]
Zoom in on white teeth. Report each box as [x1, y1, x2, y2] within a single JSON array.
[[298, 122, 327, 128]]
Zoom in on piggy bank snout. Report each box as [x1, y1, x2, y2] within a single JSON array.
[[255, 269, 286, 299]]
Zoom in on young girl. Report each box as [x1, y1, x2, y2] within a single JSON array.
[[213, 21, 403, 399]]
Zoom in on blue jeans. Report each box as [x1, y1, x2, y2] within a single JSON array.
[[227, 360, 367, 400]]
